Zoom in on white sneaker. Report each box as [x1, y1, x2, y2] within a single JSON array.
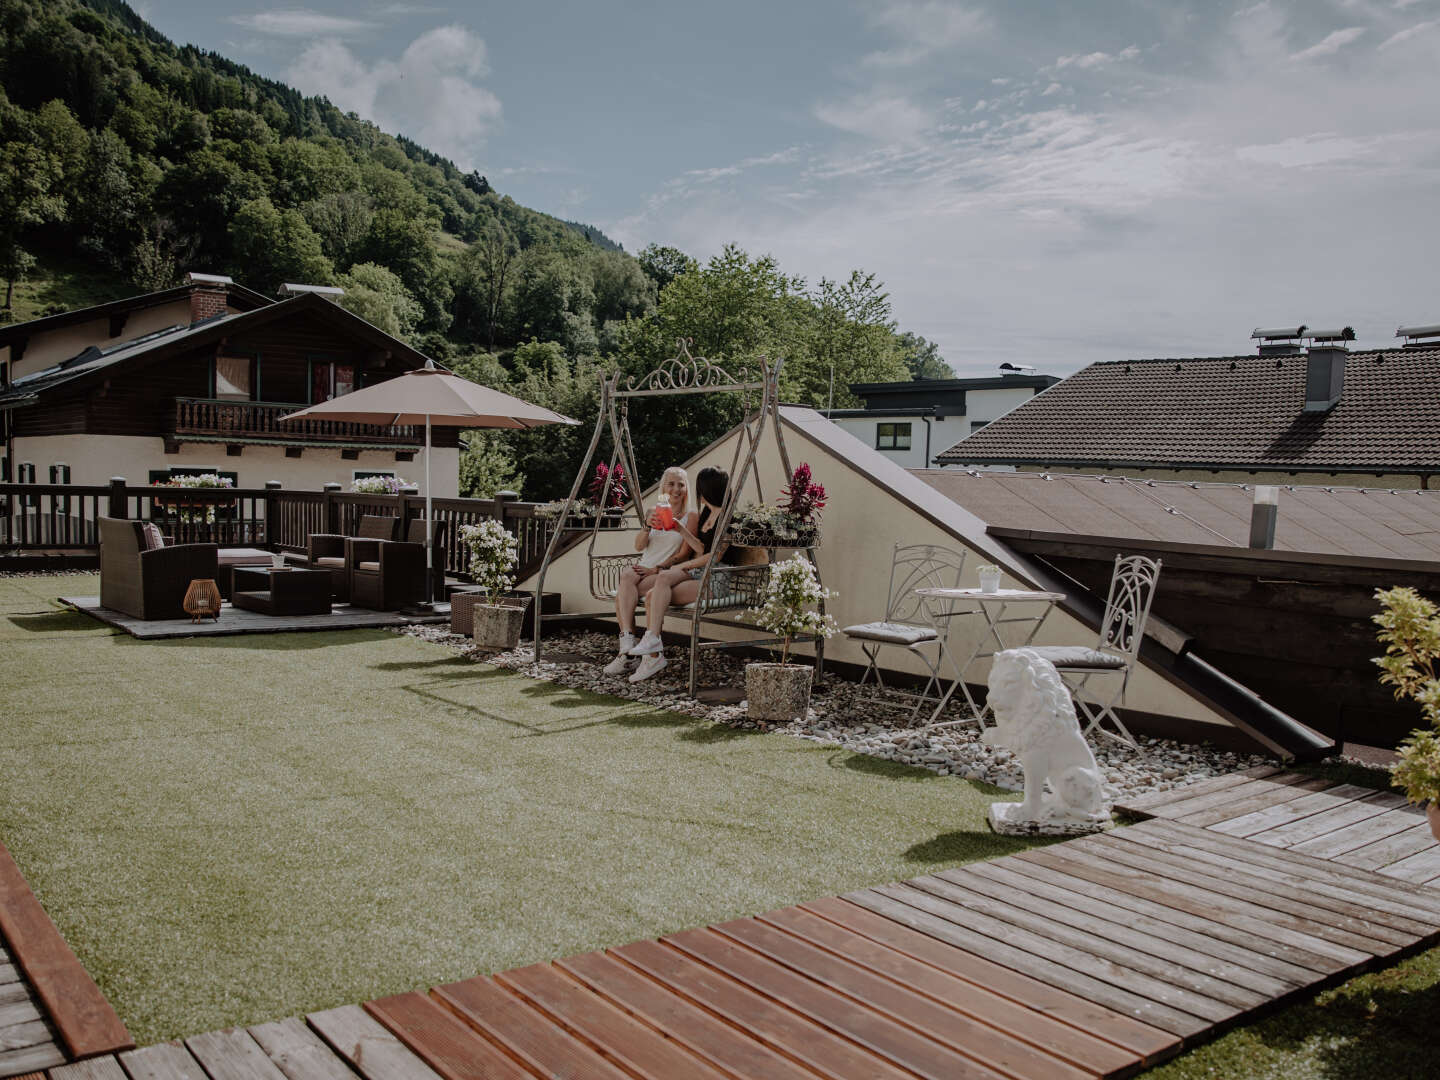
[[602, 653, 632, 676], [629, 654, 668, 682], [628, 630, 664, 655]]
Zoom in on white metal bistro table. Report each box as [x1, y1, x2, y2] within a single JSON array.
[[913, 586, 1066, 727]]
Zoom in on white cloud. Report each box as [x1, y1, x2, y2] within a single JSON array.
[[1041, 82, 1063, 96], [814, 94, 933, 141], [1290, 26, 1366, 60], [861, 1, 989, 66], [1053, 45, 1139, 71], [230, 10, 376, 37], [1380, 18, 1440, 47], [287, 26, 500, 169]]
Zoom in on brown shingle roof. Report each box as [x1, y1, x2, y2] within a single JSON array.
[[913, 470, 1440, 562], [936, 348, 1440, 473]]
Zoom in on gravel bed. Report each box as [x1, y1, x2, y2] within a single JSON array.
[[399, 625, 1277, 802]]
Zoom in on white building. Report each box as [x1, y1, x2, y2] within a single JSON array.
[[826, 374, 1060, 469]]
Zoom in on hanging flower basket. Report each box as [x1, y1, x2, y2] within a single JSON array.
[[726, 523, 821, 549]]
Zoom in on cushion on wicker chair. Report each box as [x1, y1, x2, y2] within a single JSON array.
[[1025, 645, 1128, 669], [841, 621, 939, 645], [357, 561, 381, 572], [314, 556, 345, 569], [139, 523, 166, 550]]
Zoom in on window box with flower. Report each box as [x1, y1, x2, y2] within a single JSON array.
[[726, 463, 826, 548]]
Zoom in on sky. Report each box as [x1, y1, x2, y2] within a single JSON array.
[[135, 1, 1440, 377]]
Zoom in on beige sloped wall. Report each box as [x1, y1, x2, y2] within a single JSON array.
[[11, 434, 458, 497], [6, 299, 196, 380], [522, 413, 1231, 728]]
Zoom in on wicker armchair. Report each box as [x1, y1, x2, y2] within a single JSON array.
[[99, 516, 219, 620], [305, 514, 398, 601], [347, 519, 447, 610]]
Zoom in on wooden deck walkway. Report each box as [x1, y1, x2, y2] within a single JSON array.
[[1115, 764, 1440, 886], [19, 775, 1440, 1080], [60, 597, 449, 640]]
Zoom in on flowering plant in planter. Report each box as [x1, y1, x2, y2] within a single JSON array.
[[151, 473, 234, 523], [1374, 587, 1440, 818], [351, 475, 411, 495], [779, 462, 826, 529], [458, 519, 519, 602], [588, 462, 629, 511], [749, 554, 837, 665]]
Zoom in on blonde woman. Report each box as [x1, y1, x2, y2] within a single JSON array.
[[603, 466, 700, 676]]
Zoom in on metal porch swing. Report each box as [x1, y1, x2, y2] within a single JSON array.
[[530, 341, 826, 697]]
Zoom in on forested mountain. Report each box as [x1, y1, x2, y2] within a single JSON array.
[[0, 0, 952, 497]]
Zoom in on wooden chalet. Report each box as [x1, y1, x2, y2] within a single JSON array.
[[0, 275, 459, 496]]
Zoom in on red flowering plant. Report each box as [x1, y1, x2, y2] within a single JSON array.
[[588, 462, 630, 511], [779, 463, 826, 529]]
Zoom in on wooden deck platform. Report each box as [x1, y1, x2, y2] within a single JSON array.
[[59, 597, 450, 640], [23, 784, 1440, 1080], [1115, 764, 1440, 886]]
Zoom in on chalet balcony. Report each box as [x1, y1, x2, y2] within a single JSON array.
[[171, 397, 422, 449]]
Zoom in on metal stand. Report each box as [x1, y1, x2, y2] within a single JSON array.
[[530, 343, 826, 696]]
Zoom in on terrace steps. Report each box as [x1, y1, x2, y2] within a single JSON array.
[[11, 770, 1438, 1080]]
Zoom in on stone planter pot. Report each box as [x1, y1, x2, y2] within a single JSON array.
[[472, 600, 525, 650], [745, 662, 813, 722], [1429, 802, 1440, 844]]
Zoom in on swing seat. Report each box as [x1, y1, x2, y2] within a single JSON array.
[[588, 554, 769, 614]]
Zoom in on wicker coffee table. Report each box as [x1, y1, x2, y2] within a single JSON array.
[[231, 566, 333, 616]]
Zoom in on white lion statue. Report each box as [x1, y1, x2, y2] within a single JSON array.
[[982, 648, 1111, 835]]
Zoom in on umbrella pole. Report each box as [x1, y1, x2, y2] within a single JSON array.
[[425, 413, 434, 604]]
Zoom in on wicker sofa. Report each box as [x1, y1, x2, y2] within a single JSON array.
[[99, 516, 219, 621]]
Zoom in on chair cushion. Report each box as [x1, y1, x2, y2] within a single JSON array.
[[1026, 646, 1128, 670], [357, 560, 381, 572], [842, 621, 939, 645], [139, 523, 165, 550], [314, 556, 346, 569]]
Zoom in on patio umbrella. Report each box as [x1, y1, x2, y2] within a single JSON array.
[[279, 360, 577, 602]]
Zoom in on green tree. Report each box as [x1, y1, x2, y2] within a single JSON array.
[[637, 243, 697, 293], [301, 190, 373, 268], [336, 262, 421, 341], [801, 271, 906, 408], [0, 142, 66, 307], [454, 221, 518, 350], [227, 197, 333, 295], [895, 331, 953, 380]]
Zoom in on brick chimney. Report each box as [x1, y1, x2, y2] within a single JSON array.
[[186, 272, 232, 324]]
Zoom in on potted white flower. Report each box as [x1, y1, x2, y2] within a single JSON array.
[[977, 563, 1002, 594], [745, 555, 836, 722], [458, 519, 523, 648], [1373, 586, 1440, 841]]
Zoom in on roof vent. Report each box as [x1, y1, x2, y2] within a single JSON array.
[[186, 272, 234, 285], [1251, 325, 1306, 356], [1307, 326, 1354, 346], [279, 283, 345, 299], [1396, 323, 1440, 348]]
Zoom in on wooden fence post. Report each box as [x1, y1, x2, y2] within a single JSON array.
[[108, 477, 127, 519], [322, 482, 341, 534], [264, 480, 281, 548], [494, 489, 518, 524]]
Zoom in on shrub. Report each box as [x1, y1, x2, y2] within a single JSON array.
[[458, 519, 519, 601], [1373, 586, 1440, 805], [749, 554, 836, 665]]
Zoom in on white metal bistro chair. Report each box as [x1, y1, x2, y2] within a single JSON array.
[[1025, 554, 1161, 745], [840, 543, 967, 720]]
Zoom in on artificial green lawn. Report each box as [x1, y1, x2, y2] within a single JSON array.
[[0, 573, 1036, 1043]]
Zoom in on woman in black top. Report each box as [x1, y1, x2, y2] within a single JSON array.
[[627, 466, 736, 681]]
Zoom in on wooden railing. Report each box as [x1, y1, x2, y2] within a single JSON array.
[[1, 481, 561, 581], [173, 398, 422, 445]]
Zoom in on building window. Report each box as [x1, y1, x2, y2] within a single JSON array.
[[876, 422, 912, 451], [310, 359, 357, 403]]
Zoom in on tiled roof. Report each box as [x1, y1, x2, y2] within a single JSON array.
[[935, 348, 1440, 472], [913, 470, 1440, 562]]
